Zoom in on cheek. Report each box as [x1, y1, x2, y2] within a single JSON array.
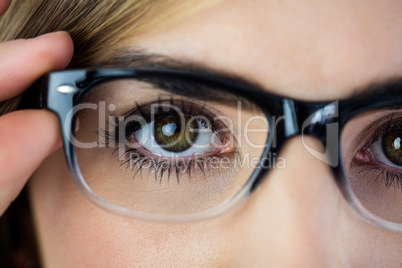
[[28, 148, 402, 266], [28, 149, 233, 267], [338, 204, 402, 267]]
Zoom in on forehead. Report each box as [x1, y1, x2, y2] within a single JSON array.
[[125, 0, 402, 100]]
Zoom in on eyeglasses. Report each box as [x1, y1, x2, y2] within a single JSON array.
[[27, 69, 401, 232]]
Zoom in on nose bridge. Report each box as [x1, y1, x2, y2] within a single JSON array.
[[298, 101, 339, 137], [238, 100, 343, 265], [298, 100, 338, 141], [233, 136, 343, 266], [276, 99, 339, 167], [229, 99, 344, 266], [251, 99, 339, 192], [281, 98, 338, 138]]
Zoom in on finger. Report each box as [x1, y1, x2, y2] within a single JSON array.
[[0, 110, 61, 214], [0, 0, 11, 15], [0, 31, 74, 101]]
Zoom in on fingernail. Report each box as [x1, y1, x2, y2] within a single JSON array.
[[34, 31, 66, 39]]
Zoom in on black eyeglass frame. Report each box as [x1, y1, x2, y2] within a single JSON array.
[[26, 69, 402, 232]]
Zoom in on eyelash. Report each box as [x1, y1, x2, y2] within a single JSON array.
[[117, 148, 224, 183], [354, 166, 402, 190], [99, 98, 228, 182]]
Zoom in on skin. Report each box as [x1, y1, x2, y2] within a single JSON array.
[[1, 0, 401, 267]]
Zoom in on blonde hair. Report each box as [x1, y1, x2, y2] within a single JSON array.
[[0, 0, 214, 114]]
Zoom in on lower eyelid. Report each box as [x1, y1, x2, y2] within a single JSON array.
[[116, 147, 239, 182], [127, 136, 236, 161]]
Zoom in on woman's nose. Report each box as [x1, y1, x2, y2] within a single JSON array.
[[230, 136, 344, 267]]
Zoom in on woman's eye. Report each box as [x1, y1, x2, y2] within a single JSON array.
[[368, 129, 402, 168], [381, 129, 402, 166], [131, 114, 229, 158]]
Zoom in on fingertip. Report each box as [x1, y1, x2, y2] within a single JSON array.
[[0, 0, 11, 15], [0, 31, 75, 101], [0, 108, 62, 214], [28, 109, 63, 154], [33, 31, 74, 70], [0, 110, 63, 158]]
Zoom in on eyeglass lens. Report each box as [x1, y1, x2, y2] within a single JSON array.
[[341, 108, 402, 224], [74, 78, 270, 215]]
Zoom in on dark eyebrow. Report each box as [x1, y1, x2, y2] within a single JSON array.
[[351, 77, 402, 98], [94, 49, 263, 90], [93, 49, 402, 100], [86, 49, 261, 110]]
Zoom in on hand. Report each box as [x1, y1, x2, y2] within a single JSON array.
[[0, 0, 74, 215]]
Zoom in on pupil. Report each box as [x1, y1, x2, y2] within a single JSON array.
[[382, 130, 402, 166], [154, 116, 199, 153]]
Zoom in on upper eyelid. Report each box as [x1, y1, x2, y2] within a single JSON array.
[[110, 98, 236, 141], [117, 98, 215, 120], [350, 112, 402, 150]]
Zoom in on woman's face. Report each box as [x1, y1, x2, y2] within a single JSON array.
[[30, 0, 402, 267]]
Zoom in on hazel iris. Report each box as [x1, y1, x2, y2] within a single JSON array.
[[154, 116, 198, 152], [382, 129, 402, 166]]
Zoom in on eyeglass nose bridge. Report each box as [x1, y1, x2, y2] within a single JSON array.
[[274, 99, 339, 167]]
